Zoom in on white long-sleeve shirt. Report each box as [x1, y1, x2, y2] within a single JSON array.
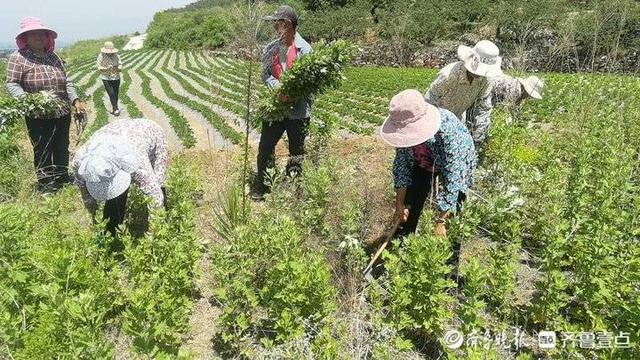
[[425, 61, 494, 145]]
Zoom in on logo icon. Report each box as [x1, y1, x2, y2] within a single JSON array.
[[539, 331, 557, 349], [444, 330, 464, 349]]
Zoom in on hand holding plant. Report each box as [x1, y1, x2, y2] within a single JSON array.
[[257, 40, 357, 122]]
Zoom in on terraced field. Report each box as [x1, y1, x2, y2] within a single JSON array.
[[65, 50, 439, 149]]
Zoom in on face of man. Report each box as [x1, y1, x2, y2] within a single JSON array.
[[273, 19, 294, 37], [25, 30, 48, 51]]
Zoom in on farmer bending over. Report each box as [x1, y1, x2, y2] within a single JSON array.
[[380, 90, 477, 263], [72, 118, 168, 236], [467, 74, 544, 126], [425, 40, 503, 149], [253, 5, 313, 200]]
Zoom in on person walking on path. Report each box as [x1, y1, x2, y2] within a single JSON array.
[[381, 90, 477, 264], [72, 118, 168, 236], [253, 5, 313, 200], [97, 41, 122, 116], [5, 16, 86, 194], [425, 40, 503, 149]]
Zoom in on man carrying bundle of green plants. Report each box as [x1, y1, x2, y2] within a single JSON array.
[[253, 5, 313, 201]]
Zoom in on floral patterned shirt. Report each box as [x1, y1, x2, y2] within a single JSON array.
[[96, 53, 122, 81], [392, 109, 477, 213], [424, 61, 493, 145], [73, 118, 169, 211], [5, 48, 78, 118]]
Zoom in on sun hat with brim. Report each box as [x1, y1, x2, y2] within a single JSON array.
[[101, 41, 118, 54], [86, 169, 132, 201], [457, 40, 502, 78], [380, 89, 441, 148], [517, 76, 544, 100], [76, 137, 139, 201], [16, 16, 57, 40]]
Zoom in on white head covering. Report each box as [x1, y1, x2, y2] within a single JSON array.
[[457, 40, 503, 77], [76, 136, 139, 201], [517, 76, 544, 100]]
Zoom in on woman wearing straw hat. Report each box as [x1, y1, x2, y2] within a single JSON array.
[[5, 16, 86, 194], [96, 41, 122, 116], [72, 118, 169, 236], [381, 90, 477, 246], [425, 40, 503, 148]]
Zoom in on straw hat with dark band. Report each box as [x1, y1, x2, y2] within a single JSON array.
[[101, 41, 118, 54]]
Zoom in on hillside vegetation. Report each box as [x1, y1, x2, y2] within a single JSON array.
[[145, 0, 640, 71]]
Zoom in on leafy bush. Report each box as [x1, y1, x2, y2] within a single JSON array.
[[121, 159, 202, 356], [212, 207, 337, 355], [0, 190, 118, 359], [384, 231, 455, 341], [0, 124, 29, 199]]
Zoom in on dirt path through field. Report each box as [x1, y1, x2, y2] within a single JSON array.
[[150, 52, 233, 150], [178, 151, 238, 359], [126, 51, 183, 152]]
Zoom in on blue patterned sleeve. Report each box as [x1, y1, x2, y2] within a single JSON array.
[[392, 148, 414, 189], [437, 115, 467, 213]]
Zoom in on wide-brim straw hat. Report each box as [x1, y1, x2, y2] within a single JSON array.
[[15, 16, 57, 40], [380, 89, 441, 148], [101, 41, 118, 54], [518, 76, 544, 100], [457, 40, 503, 77]]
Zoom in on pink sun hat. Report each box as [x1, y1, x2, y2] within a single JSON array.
[[380, 89, 441, 148], [16, 17, 58, 39]]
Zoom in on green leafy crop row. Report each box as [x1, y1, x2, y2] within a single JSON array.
[[136, 52, 197, 148], [153, 53, 243, 144]]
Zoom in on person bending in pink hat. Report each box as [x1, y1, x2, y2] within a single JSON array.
[[380, 89, 477, 264], [5, 17, 86, 194]]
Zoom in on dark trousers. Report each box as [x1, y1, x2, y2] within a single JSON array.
[[103, 187, 168, 236], [393, 166, 467, 266], [103, 79, 120, 111], [255, 118, 310, 193], [25, 115, 71, 186]]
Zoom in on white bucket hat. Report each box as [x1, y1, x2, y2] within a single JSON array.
[[457, 40, 503, 77], [76, 137, 139, 201], [101, 41, 118, 54], [517, 76, 544, 100]]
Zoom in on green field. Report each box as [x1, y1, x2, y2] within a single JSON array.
[[0, 49, 638, 359]]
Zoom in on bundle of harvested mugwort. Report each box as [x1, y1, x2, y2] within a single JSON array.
[[257, 40, 357, 123], [0, 90, 65, 132]]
